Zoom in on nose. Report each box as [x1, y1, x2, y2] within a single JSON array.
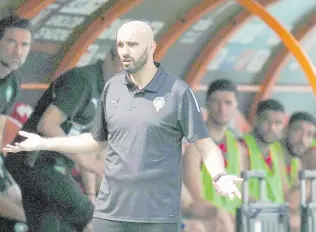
[[268, 123, 276, 132], [13, 44, 23, 57], [121, 45, 130, 57], [218, 103, 227, 115]]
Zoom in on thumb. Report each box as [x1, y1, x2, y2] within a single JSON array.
[[232, 176, 244, 183], [18, 131, 32, 138]]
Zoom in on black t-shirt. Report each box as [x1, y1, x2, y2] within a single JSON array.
[[5, 61, 104, 170], [0, 72, 19, 115]]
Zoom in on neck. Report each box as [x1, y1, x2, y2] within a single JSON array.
[[207, 119, 228, 143], [252, 130, 270, 156], [129, 62, 157, 89], [0, 62, 11, 79]]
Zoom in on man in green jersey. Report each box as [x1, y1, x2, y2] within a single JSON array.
[[4, 46, 122, 232], [0, 15, 32, 232]]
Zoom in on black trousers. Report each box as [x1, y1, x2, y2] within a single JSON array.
[[92, 218, 180, 232], [7, 162, 94, 232]]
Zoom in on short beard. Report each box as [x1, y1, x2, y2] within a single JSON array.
[[285, 139, 298, 157], [125, 48, 148, 74], [210, 116, 229, 127], [253, 128, 273, 145]]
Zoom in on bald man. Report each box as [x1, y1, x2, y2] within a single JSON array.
[[4, 20, 243, 232]]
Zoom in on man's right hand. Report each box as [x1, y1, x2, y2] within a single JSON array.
[[77, 155, 105, 179], [189, 199, 217, 219], [3, 131, 45, 153]]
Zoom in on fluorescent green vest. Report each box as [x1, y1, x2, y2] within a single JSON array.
[[276, 143, 300, 188], [201, 130, 241, 213], [243, 134, 284, 203], [287, 158, 300, 187]]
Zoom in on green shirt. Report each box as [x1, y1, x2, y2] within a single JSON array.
[[0, 72, 19, 115]]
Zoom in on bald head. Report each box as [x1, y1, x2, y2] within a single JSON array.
[[117, 20, 154, 44], [116, 20, 156, 74]]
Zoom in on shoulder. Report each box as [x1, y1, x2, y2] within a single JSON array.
[[301, 146, 316, 169], [164, 71, 190, 93], [161, 71, 195, 105], [100, 72, 125, 99], [57, 67, 90, 85]]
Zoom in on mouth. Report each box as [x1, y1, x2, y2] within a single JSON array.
[[122, 60, 132, 63]]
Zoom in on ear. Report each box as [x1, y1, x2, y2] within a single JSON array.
[[151, 41, 157, 54]]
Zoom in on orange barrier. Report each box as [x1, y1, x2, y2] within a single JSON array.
[[20, 83, 49, 90], [236, 0, 316, 122], [15, 0, 55, 19], [185, 0, 277, 88], [1, 117, 22, 150], [155, 0, 224, 61], [248, 13, 316, 121], [183, 0, 277, 133], [52, 0, 142, 79]]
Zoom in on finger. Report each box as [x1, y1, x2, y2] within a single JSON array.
[[228, 192, 235, 200], [3, 147, 13, 152], [3, 146, 19, 153], [230, 185, 242, 199], [232, 176, 244, 183], [5, 144, 20, 151], [18, 131, 31, 138], [234, 189, 242, 199]]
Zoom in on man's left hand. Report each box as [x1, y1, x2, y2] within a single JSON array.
[[213, 175, 243, 199]]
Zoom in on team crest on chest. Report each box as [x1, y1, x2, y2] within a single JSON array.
[[5, 86, 13, 103], [153, 97, 165, 112]]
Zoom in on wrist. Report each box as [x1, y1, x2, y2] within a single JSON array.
[[212, 172, 226, 183]]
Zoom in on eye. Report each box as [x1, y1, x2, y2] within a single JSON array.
[[7, 39, 16, 44], [127, 42, 138, 47], [225, 101, 232, 106], [117, 42, 124, 48]]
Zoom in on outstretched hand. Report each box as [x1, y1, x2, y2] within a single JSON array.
[[213, 175, 243, 199], [3, 131, 45, 153]]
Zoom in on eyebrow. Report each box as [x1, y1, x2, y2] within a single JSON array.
[[7, 37, 31, 44]]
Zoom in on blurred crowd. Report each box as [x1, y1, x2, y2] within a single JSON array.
[[0, 15, 315, 232]]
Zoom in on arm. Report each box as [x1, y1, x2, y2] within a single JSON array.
[[38, 104, 99, 193], [0, 194, 26, 222], [237, 141, 249, 171], [181, 183, 194, 210], [37, 104, 98, 165], [79, 153, 97, 199], [182, 144, 204, 200], [4, 83, 109, 157], [178, 88, 242, 199], [194, 137, 225, 179]]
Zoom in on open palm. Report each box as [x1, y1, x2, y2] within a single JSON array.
[[3, 131, 44, 153], [213, 175, 243, 199]]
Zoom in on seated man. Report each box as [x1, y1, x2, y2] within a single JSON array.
[[240, 99, 287, 203], [283, 112, 316, 232]]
